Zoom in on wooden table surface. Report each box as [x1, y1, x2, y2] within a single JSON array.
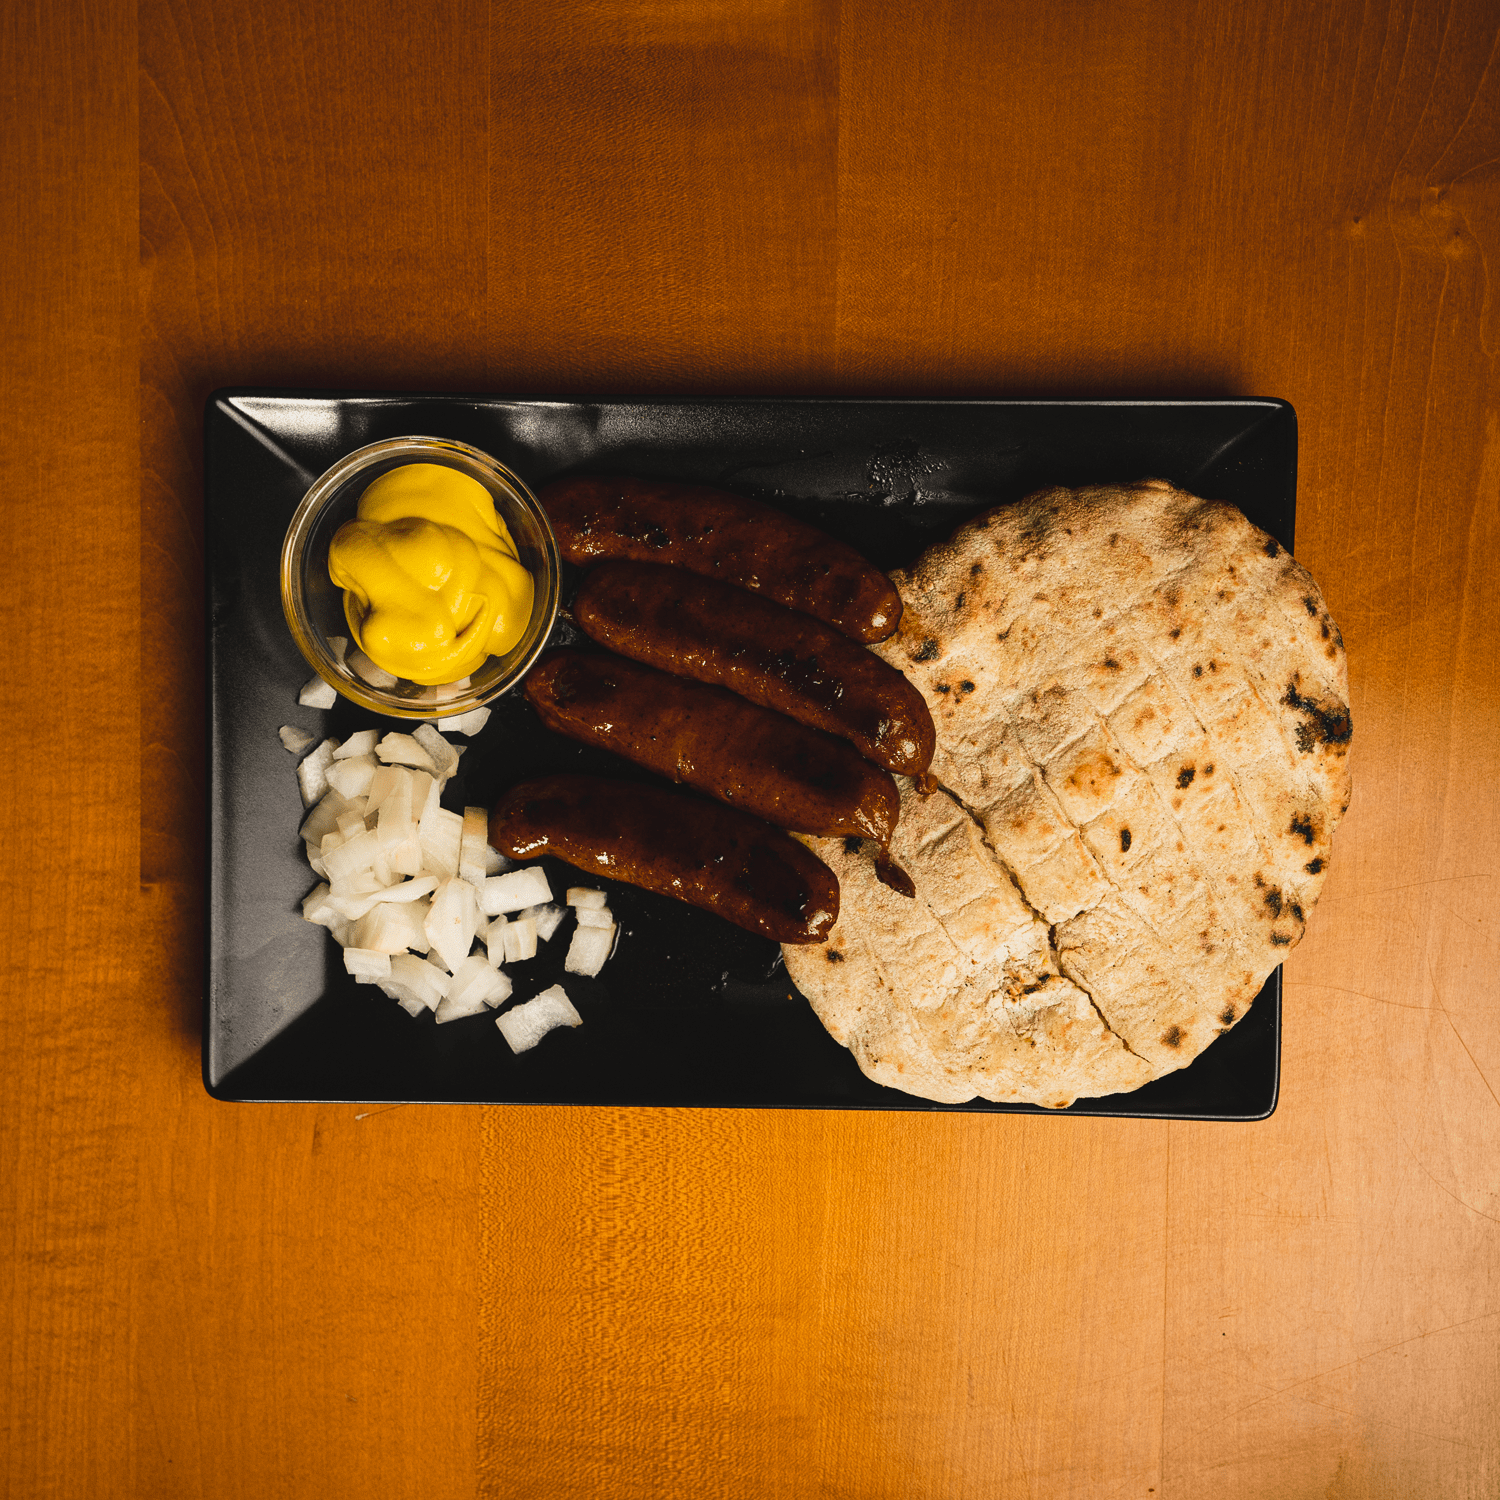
[[5, 0, 1499, 1495]]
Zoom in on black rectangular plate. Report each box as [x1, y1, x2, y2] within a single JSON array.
[[206, 394, 1293, 1116]]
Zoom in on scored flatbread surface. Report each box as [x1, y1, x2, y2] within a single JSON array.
[[783, 480, 1351, 1107]]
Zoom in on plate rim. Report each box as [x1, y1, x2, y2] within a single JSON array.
[[203, 390, 1294, 1117]]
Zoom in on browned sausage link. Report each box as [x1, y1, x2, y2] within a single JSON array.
[[573, 562, 936, 777], [488, 774, 839, 944], [540, 475, 902, 643], [525, 650, 900, 844]]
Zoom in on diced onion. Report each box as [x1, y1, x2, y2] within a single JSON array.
[[299, 675, 338, 710], [332, 730, 378, 760], [564, 923, 614, 978], [524, 903, 566, 942], [442, 706, 491, 737], [496, 986, 582, 1053], [279, 725, 317, 755], [477, 867, 553, 917]]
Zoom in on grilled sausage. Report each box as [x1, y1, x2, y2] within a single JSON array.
[[525, 650, 900, 844], [573, 562, 936, 777], [489, 774, 839, 944], [540, 475, 902, 643]]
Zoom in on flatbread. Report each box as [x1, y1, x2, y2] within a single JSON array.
[[783, 480, 1351, 1107]]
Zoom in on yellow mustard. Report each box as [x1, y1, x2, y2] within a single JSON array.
[[328, 463, 533, 685]]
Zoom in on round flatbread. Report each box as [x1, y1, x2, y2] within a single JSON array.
[[784, 480, 1351, 1107]]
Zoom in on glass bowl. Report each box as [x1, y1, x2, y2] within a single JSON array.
[[281, 437, 560, 719]]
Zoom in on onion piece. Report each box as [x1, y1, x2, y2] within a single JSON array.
[[566, 888, 608, 910], [522, 903, 566, 942], [496, 985, 582, 1054], [352, 901, 430, 954], [299, 675, 338, 710], [477, 866, 552, 917], [343, 947, 391, 981], [328, 874, 439, 922], [564, 923, 614, 978], [297, 739, 338, 807], [418, 807, 463, 879], [326, 752, 378, 800], [279, 725, 317, 755], [376, 733, 439, 773], [387, 988, 429, 1018], [576, 907, 613, 930], [501, 917, 538, 964], [424, 877, 479, 973], [442, 706, 491, 737], [332, 730, 378, 760], [435, 955, 507, 1022], [300, 787, 356, 845], [347, 648, 397, 689], [389, 953, 447, 1010], [459, 807, 493, 885], [301, 883, 339, 928], [413, 724, 460, 783]]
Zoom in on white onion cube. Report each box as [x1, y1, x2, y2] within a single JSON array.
[[413, 724, 460, 783], [501, 917, 537, 964], [323, 828, 377, 885], [443, 706, 491, 737], [477, 866, 552, 917], [564, 923, 614, 978], [301, 883, 338, 928], [566, 888, 608, 910], [424, 877, 478, 973], [335, 810, 366, 840], [376, 733, 439, 773], [418, 677, 471, 704], [435, 955, 504, 1022], [299, 674, 338, 710], [459, 806, 492, 884], [576, 907, 613, 929], [389, 953, 446, 1010], [327, 875, 437, 922], [524, 903, 567, 942], [299, 788, 353, 846], [297, 739, 338, 807], [326, 752, 378, 799], [347, 648, 397, 689], [496, 985, 582, 1054], [352, 901, 429, 954], [376, 772, 415, 849], [365, 764, 403, 814], [332, 730, 378, 760], [419, 807, 463, 879], [279, 725, 317, 755], [343, 948, 391, 981]]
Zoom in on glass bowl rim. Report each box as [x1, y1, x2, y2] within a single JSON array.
[[279, 435, 561, 720]]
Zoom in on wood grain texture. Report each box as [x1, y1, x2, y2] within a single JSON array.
[[1, 1, 139, 1495], [2, 0, 1497, 1495]]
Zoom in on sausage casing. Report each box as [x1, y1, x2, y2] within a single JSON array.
[[573, 562, 936, 777], [540, 475, 902, 643], [525, 650, 899, 844], [488, 774, 839, 944]]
